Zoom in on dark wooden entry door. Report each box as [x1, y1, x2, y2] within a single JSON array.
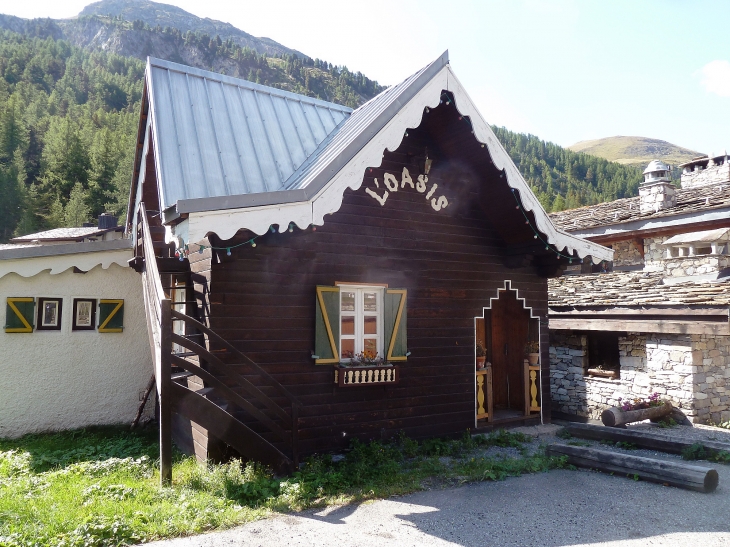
[[490, 290, 530, 411]]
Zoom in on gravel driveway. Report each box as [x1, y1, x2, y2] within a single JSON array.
[[147, 423, 730, 547]]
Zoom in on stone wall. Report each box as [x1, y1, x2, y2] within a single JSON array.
[[663, 254, 730, 277], [549, 331, 730, 423], [612, 240, 643, 268], [643, 236, 669, 271], [681, 162, 730, 189], [549, 332, 588, 416], [692, 334, 730, 423]]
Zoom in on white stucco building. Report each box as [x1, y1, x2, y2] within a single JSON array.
[[0, 238, 152, 438]]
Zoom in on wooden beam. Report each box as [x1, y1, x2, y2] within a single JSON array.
[[549, 317, 730, 335], [588, 218, 730, 245], [547, 443, 719, 493], [550, 306, 729, 317], [564, 423, 730, 457]]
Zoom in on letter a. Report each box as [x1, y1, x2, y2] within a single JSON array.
[[401, 167, 414, 189]]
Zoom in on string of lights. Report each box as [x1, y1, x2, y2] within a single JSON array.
[[509, 187, 577, 263], [174, 222, 315, 260]]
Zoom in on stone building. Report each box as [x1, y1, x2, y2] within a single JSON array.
[[548, 156, 730, 424]]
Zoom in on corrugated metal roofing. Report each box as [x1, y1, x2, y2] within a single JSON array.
[[285, 52, 448, 192], [172, 52, 450, 214], [147, 58, 352, 209]]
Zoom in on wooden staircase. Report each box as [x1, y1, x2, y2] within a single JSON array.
[[132, 203, 300, 484]]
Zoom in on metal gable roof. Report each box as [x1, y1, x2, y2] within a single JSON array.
[[140, 53, 610, 264], [146, 57, 352, 209], [173, 52, 449, 214]]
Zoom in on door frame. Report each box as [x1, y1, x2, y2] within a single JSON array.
[[474, 280, 543, 428]]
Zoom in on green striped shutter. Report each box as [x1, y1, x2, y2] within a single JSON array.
[[384, 289, 407, 361], [5, 298, 35, 333], [314, 286, 340, 364]]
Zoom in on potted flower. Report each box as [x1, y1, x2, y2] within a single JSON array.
[[525, 340, 540, 365], [476, 341, 486, 369]]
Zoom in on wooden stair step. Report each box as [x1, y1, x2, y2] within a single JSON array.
[[171, 371, 193, 382]]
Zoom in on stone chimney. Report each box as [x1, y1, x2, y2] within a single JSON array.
[[640, 160, 676, 213]]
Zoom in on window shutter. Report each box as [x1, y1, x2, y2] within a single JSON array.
[[5, 298, 35, 333], [314, 286, 340, 364], [98, 299, 124, 332], [384, 289, 407, 361]]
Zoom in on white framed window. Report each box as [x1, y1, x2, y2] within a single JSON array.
[[338, 285, 383, 359]]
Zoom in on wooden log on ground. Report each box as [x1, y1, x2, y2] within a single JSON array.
[[564, 422, 730, 457], [547, 443, 718, 493], [587, 368, 619, 379], [602, 401, 673, 427]]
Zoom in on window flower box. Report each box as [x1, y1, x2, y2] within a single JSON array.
[[334, 363, 400, 387]]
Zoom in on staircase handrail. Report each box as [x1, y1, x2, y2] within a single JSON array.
[[136, 201, 173, 485]]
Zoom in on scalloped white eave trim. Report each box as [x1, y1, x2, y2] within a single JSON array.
[[176, 65, 612, 264], [0, 248, 132, 279]]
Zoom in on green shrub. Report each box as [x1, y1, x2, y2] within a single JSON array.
[[682, 443, 708, 461]]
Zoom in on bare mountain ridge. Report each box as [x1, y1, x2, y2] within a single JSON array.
[[569, 136, 702, 167], [79, 0, 305, 57], [0, 0, 303, 63], [0, 0, 384, 106]]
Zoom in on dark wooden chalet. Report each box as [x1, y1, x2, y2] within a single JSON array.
[[127, 52, 611, 482]]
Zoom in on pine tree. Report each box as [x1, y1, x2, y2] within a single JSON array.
[[64, 182, 90, 227]]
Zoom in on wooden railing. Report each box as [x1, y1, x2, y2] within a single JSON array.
[[135, 202, 301, 481], [525, 364, 541, 414], [135, 202, 173, 485], [476, 367, 493, 422], [334, 364, 399, 387]]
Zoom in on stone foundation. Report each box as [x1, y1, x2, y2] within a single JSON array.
[[550, 331, 730, 424]]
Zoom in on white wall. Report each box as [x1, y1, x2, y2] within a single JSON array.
[[0, 258, 153, 438]]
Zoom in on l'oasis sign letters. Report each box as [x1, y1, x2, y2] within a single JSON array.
[[365, 167, 449, 212]]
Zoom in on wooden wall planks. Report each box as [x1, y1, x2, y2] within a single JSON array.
[[205, 100, 553, 455]]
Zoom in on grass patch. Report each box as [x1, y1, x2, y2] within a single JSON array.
[[0, 427, 567, 546]]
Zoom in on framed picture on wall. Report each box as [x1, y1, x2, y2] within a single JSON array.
[[37, 297, 62, 330], [72, 298, 96, 331]]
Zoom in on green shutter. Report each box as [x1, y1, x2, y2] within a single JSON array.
[[314, 286, 340, 364], [5, 298, 34, 333], [98, 299, 124, 332], [384, 289, 407, 361]]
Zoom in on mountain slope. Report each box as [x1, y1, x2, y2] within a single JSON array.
[[79, 0, 304, 57], [494, 127, 643, 213], [569, 136, 702, 167], [0, 6, 384, 107]]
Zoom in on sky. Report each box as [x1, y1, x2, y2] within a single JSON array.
[[3, 0, 730, 154]]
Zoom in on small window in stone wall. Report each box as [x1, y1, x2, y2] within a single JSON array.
[[586, 332, 621, 379]]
